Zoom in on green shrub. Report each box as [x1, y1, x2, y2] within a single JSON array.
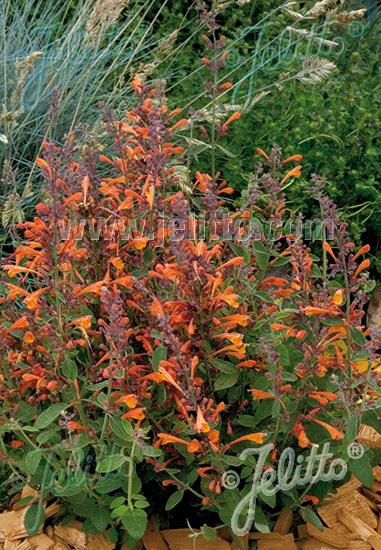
[[158, 2, 381, 270]]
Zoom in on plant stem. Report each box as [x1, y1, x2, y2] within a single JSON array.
[[127, 439, 137, 510]]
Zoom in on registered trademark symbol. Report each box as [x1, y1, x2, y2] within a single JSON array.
[[348, 21, 365, 38], [347, 442, 364, 460]]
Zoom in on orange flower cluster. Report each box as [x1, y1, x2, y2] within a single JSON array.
[[0, 77, 378, 534]]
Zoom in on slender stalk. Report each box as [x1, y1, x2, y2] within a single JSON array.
[[127, 439, 137, 510]]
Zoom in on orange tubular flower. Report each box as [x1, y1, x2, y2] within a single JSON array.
[[115, 394, 138, 409], [11, 440, 25, 449], [334, 346, 346, 371], [197, 466, 217, 477], [218, 82, 233, 91], [354, 259, 370, 278], [123, 408, 146, 421], [282, 154, 303, 163], [217, 257, 244, 270], [66, 315, 92, 331], [133, 236, 148, 250], [256, 147, 269, 160], [353, 244, 370, 261], [169, 119, 189, 133], [293, 421, 310, 448], [236, 360, 256, 369], [250, 388, 273, 400], [75, 281, 104, 297], [3, 265, 40, 278], [23, 331, 35, 344], [158, 364, 186, 395], [194, 407, 210, 434], [271, 324, 305, 340], [262, 277, 288, 288], [222, 112, 241, 129], [303, 306, 339, 317], [188, 440, 202, 453], [24, 288, 47, 310], [271, 323, 289, 331], [307, 418, 344, 441], [5, 316, 29, 334], [280, 165, 302, 186], [332, 289, 344, 306], [131, 74, 143, 92], [195, 172, 211, 192], [67, 421, 91, 432], [322, 241, 337, 261], [157, 433, 201, 454], [169, 108, 182, 117], [309, 391, 337, 406], [201, 57, 211, 66], [214, 314, 249, 329], [214, 286, 240, 308], [225, 433, 266, 449], [5, 284, 30, 300], [303, 495, 319, 505]]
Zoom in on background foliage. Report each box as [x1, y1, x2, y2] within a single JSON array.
[[155, 0, 381, 271], [3, 0, 380, 262]]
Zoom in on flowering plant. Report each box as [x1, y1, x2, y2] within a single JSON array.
[[0, 74, 379, 547]]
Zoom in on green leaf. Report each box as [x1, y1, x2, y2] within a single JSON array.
[[216, 143, 238, 158], [143, 247, 154, 266], [95, 476, 123, 494], [143, 446, 162, 458], [24, 502, 45, 535], [87, 381, 109, 391], [34, 404, 69, 429], [301, 507, 324, 531], [343, 416, 358, 447], [53, 481, 85, 497], [237, 415, 258, 428], [36, 430, 60, 445], [349, 455, 373, 488], [252, 291, 274, 304], [229, 243, 250, 264], [109, 417, 133, 443], [25, 449, 43, 475], [150, 329, 163, 340], [254, 505, 270, 533], [111, 504, 129, 519], [258, 488, 276, 508], [201, 524, 217, 541], [165, 490, 184, 511], [253, 241, 270, 271], [96, 455, 126, 473], [272, 400, 281, 418], [215, 370, 239, 391], [349, 326, 367, 346], [88, 506, 110, 532], [361, 409, 381, 433], [210, 358, 236, 374], [152, 345, 167, 371], [14, 496, 35, 509], [107, 528, 118, 544], [62, 357, 78, 381], [121, 509, 147, 540], [282, 372, 298, 382], [134, 500, 149, 509], [271, 256, 291, 268], [110, 496, 125, 509]]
